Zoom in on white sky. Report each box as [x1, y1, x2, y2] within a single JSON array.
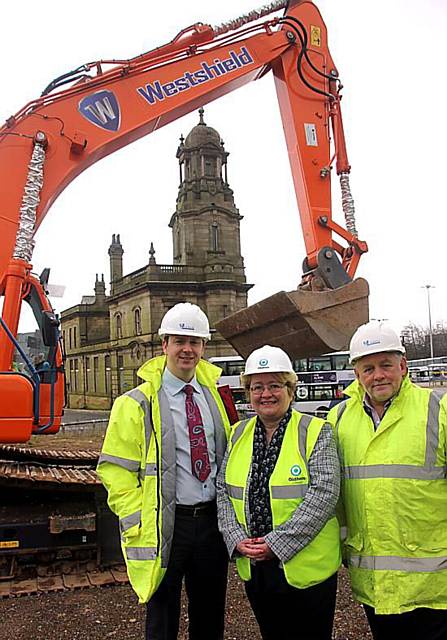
[[2, 0, 446, 336]]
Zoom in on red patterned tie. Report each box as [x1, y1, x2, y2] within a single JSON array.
[[183, 384, 211, 482]]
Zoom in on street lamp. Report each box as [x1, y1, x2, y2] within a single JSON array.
[[422, 285, 435, 361]]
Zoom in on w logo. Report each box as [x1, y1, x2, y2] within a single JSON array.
[[79, 91, 121, 131]]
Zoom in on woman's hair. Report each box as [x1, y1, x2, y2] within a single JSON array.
[[241, 371, 297, 401]]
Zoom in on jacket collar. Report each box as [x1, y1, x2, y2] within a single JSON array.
[[136, 355, 222, 390]]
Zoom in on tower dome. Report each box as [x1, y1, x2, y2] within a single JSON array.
[[184, 107, 221, 148]]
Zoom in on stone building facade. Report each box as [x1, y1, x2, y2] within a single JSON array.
[[61, 110, 252, 409]]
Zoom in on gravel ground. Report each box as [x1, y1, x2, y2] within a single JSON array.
[[0, 567, 371, 640]]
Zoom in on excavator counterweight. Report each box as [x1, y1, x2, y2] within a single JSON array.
[[216, 278, 369, 360]]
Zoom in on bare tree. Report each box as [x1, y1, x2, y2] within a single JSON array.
[[401, 322, 447, 360]]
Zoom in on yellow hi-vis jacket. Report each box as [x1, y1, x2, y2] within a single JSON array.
[[96, 355, 230, 604], [225, 410, 341, 588], [328, 376, 447, 614]]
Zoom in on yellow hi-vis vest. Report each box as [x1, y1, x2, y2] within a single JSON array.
[[328, 376, 447, 614], [97, 356, 230, 604], [225, 410, 341, 588]]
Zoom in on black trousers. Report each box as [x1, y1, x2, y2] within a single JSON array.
[[145, 503, 228, 640], [244, 559, 337, 640], [364, 604, 447, 640]]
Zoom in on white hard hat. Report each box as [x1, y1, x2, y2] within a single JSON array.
[[243, 345, 295, 376], [349, 320, 405, 364], [158, 303, 210, 340]]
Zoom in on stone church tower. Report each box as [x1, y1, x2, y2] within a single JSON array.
[[61, 110, 252, 408], [171, 108, 244, 271], [169, 108, 249, 330]]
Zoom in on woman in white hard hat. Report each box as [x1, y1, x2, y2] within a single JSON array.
[[217, 345, 341, 640]]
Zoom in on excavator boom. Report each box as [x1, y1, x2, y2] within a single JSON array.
[[0, 0, 368, 442]]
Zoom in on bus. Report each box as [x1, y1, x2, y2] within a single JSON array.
[[208, 355, 248, 409], [408, 357, 447, 384], [210, 352, 355, 418], [409, 366, 430, 384], [293, 351, 354, 416]]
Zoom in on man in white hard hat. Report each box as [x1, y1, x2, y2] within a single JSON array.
[[97, 303, 231, 640], [327, 320, 447, 640]]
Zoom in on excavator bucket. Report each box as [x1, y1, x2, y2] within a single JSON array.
[[215, 278, 369, 360]]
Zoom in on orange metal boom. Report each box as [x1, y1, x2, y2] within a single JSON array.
[[0, 0, 367, 440]]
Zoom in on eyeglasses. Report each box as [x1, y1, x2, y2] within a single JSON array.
[[249, 383, 286, 395]]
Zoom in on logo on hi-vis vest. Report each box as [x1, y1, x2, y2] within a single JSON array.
[[79, 91, 121, 131], [288, 464, 304, 482]]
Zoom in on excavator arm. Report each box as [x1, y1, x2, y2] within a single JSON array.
[[0, 0, 368, 442]]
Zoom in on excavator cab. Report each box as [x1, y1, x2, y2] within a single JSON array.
[[0, 279, 64, 443]]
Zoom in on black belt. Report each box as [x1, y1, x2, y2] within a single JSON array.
[[175, 501, 216, 517]]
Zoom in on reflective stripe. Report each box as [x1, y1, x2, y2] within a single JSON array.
[[126, 388, 153, 458], [126, 546, 157, 561], [344, 464, 446, 480], [97, 453, 140, 472], [271, 484, 308, 499], [119, 510, 141, 533], [143, 462, 157, 477], [158, 387, 176, 569], [426, 390, 447, 466], [231, 419, 250, 447], [335, 400, 348, 439], [297, 413, 312, 463], [335, 400, 348, 467], [349, 554, 447, 572], [226, 483, 243, 499], [336, 400, 348, 421]]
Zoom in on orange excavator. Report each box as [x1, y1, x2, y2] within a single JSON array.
[[0, 0, 368, 443]]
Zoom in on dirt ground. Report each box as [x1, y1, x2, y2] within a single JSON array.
[[0, 566, 371, 640]]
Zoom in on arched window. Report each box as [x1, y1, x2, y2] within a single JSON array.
[[211, 223, 219, 252], [116, 313, 122, 339], [118, 355, 124, 394], [85, 357, 90, 392], [204, 156, 215, 176], [134, 308, 142, 335], [105, 355, 111, 394], [176, 227, 181, 258], [73, 358, 79, 391], [93, 356, 99, 392]]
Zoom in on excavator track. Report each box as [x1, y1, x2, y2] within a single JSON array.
[[0, 564, 129, 598], [0, 444, 99, 466], [0, 445, 126, 597], [0, 445, 99, 487]]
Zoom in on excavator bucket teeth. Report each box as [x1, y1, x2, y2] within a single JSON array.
[[215, 278, 369, 360]]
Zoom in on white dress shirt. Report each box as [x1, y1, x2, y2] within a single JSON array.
[[162, 366, 217, 505]]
